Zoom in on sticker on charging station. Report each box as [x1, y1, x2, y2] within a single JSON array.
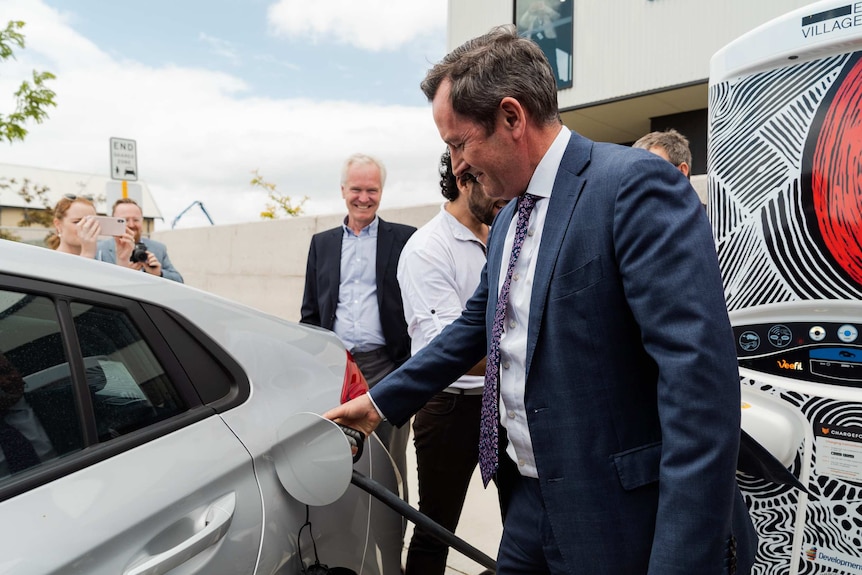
[[804, 544, 862, 574], [815, 423, 862, 480]]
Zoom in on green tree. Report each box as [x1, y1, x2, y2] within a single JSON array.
[[1, 20, 57, 143], [251, 169, 308, 219], [0, 20, 57, 244], [14, 177, 53, 227]]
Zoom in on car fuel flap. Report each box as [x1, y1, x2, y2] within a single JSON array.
[[274, 412, 354, 506]]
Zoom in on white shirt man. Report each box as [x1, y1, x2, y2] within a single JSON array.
[[396, 151, 504, 574]]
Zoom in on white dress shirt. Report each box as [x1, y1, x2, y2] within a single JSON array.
[[497, 126, 570, 478], [397, 204, 486, 392]]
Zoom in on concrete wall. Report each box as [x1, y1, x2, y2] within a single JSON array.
[[152, 204, 439, 322]]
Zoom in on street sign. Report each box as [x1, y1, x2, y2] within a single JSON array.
[[110, 137, 138, 181]]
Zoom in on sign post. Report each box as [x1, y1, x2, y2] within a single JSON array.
[[109, 137, 138, 200]]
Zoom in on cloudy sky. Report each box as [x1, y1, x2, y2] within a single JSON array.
[[0, 0, 448, 228]]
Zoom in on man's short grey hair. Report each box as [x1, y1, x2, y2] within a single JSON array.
[[341, 153, 387, 187], [632, 129, 692, 170]]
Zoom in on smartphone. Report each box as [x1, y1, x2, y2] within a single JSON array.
[[89, 216, 127, 237]]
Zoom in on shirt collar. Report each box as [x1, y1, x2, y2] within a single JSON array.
[[441, 203, 487, 248], [524, 126, 571, 200], [342, 215, 379, 237]]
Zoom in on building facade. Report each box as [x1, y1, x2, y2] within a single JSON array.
[[448, 0, 821, 175], [0, 163, 162, 245]]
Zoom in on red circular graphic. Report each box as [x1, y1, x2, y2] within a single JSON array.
[[812, 56, 862, 285]]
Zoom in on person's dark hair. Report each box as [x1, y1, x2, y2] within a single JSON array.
[[439, 149, 459, 201], [632, 129, 692, 172], [420, 24, 561, 136]]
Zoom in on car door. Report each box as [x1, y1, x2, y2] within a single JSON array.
[[0, 278, 263, 575]]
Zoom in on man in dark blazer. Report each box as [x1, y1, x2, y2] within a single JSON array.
[[326, 28, 757, 574], [301, 153, 415, 504]]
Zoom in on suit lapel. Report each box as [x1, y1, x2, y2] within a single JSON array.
[[375, 218, 393, 304], [525, 133, 591, 375], [323, 227, 343, 312]]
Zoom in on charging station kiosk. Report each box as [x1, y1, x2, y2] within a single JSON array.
[[709, 2, 862, 573]]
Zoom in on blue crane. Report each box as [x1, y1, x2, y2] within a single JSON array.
[[171, 201, 215, 229]]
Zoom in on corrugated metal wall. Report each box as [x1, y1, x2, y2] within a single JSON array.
[[449, 0, 822, 107]]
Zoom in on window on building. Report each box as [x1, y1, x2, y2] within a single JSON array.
[[516, 0, 574, 89]]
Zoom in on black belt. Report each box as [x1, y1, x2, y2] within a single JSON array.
[[442, 387, 484, 396], [350, 346, 388, 360]]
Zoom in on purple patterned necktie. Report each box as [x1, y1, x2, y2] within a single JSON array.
[[479, 193, 539, 486]]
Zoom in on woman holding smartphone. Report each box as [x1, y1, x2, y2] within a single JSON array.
[[47, 194, 103, 258]]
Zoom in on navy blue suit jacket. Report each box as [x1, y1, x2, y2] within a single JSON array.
[[300, 217, 415, 367], [370, 132, 757, 574]]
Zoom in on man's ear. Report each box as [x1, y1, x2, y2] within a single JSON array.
[[677, 162, 691, 178], [499, 97, 526, 139]]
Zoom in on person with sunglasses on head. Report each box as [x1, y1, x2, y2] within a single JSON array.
[[95, 198, 184, 283], [47, 194, 110, 258]]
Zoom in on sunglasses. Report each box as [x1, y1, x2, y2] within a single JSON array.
[[63, 193, 95, 201]]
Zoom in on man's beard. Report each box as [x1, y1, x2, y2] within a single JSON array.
[[468, 194, 497, 226]]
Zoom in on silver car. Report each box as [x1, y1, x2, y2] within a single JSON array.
[[0, 240, 402, 574]]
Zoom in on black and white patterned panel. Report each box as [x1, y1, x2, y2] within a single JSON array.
[[708, 53, 862, 312], [741, 377, 862, 574]]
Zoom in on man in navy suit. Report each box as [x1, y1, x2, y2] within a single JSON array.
[[301, 153, 415, 505], [326, 27, 756, 574]]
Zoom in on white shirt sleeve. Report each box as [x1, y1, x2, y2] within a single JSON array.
[[397, 238, 464, 352]]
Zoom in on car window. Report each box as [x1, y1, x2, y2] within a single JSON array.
[[0, 288, 192, 488], [0, 290, 78, 482], [70, 302, 187, 442]]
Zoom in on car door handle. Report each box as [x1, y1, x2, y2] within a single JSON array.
[[124, 492, 237, 575]]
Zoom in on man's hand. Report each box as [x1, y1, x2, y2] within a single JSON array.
[[323, 394, 382, 437], [142, 252, 163, 276]]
